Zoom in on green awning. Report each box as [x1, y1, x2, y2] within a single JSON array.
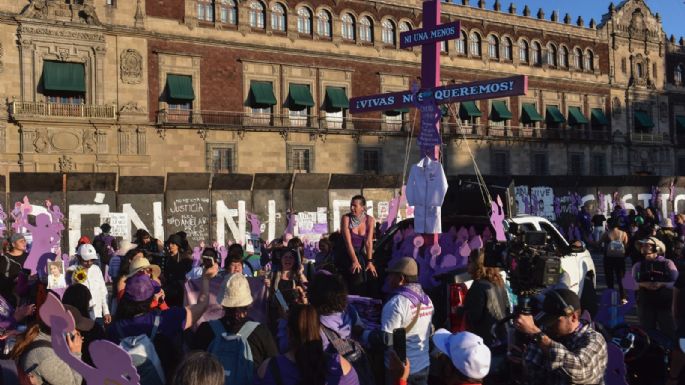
[[634, 111, 654, 129], [323, 87, 349, 111], [247, 81, 276, 107], [490, 101, 512, 122], [287, 84, 314, 111], [591, 108, 609, 125], [675, 115, 685, 133], [383, 107, 409, 116], [567, 106, 589, 125], [42, 61, 85, 93], [545, 105, 566, 124], [521, 103, 544, 123], [459, 101, 482, 120], [166, 74, 195, 101]]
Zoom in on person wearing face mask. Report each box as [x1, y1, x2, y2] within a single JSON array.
[[632, 236, 679, 339], [514, 289, 607, 385]]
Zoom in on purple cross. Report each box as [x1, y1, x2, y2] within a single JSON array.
[[349, 0, 528, 159]]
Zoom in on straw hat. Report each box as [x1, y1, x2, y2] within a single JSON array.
[[127, 257, 161, 279]]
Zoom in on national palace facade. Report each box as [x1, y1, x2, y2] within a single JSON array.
[[0, 0, 684, 177]]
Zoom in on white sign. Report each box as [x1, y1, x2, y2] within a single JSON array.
[[108, 213, 130, 239]]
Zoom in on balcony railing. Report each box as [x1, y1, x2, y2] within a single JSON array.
[[443, 123, 611, 142], [10, 101, 117, 119], [629, 132, 670, 145], [156, 110, 413, 133]]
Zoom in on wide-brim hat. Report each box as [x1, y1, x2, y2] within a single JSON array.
[[218, 273, 253, 308], [127, 257, 161, 280], [117, 240, 138, 257]]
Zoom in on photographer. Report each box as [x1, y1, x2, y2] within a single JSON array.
[[513, 289, 607, 385], [632, 237, 678, 339]]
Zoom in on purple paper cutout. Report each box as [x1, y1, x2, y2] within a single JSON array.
[[40, 293, 140, 385], [468, 226, 476, 238], [468, 235, 483, 250], [284, 212, 297, 238], [17, 198, 65, 275], [458, 242, 471, 258], [382, 194, 402, 233], [490, 196, 507, 242], [456, 227, 468, 242], [481, 227, 492, 242], [247, 212, 261, 236]]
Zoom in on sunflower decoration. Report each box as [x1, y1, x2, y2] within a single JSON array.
[[72, 266, 88, 284]]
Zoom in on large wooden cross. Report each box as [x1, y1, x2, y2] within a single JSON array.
[[350, 0, 528, 159]]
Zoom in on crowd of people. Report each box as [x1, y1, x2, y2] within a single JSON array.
[[3, 194, 685, 385]]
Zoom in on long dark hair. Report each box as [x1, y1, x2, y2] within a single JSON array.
[[62, 283, 92, 318], [171, 351, 224, 385], [114, 296, 153, 320], [288, 304, 327, 385]]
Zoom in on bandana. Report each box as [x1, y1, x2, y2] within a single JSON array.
[[349, 212, 366, 229]]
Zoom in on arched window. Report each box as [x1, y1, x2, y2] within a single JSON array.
[[488, 35, 499, 59], [573, 48, 583, 69], [341, 13, 355, 40], [637, 62, 644, 78], [560, 46, 569, 68], [547, 44, 557, 67], [317, 10, 332, 38], [519, 40, 529, 63], [297, 7, 312, 34], [399, 22, 411, 33], [440, 40, 448, 53], [249, 1, 265, 29], [381, 19, 395, 45], [359, 16, 373, 43], [270, 3, 285, 31], [502, 37, 512, 60], [220, 0, 237, 24], [585, 50, 594, 71], [197, 0, 214, 21], [470, 32, 481, 57], [532, 42, 542, 65], [456, 30, 467, 55], [676, 64, 684, 85]]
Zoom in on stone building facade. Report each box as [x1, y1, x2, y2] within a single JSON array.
[[0, 0, 684, 177]]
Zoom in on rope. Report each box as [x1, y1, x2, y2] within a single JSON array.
[[401, 107, 418, 186], [446, 102, 493, 210]]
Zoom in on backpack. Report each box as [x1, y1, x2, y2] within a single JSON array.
[[208, 320, 259, 385], [321, 326, 376, 385], [117, 312, 165, 385], [606, 239, 626, 258]]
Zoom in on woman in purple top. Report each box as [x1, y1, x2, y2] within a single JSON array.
[[340, 195, 376, 296], [108, 262, 217, 379], [256, 304, 359, 385]]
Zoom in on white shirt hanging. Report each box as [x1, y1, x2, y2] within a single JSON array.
[[405, 156, 448, 234]]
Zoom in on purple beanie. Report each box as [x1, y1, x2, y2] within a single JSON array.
[[124, 274, 155, 301]]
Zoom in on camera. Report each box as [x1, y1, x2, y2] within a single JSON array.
[[484, 225, 562, 314]]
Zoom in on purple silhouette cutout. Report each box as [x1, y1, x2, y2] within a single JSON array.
[[39, 292, 140, 385], [15, 197, 64, 275], [382, 194, 402, 233], [490, 196, 507, 242], [247, 212, 261, 237]]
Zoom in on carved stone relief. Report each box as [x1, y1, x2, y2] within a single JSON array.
[[58, 155, 74, 173], [34, 128, 50, 153], [82, 129, 97, 153], [119, 102, 146, 114], [612, 97, 622, 117], [21, 0, 101, 26], [120, 49, 143, 84]]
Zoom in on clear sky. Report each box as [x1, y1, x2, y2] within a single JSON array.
[[468, 0, 685, 38]]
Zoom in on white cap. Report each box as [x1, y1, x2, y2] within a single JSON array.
[[432, 330, 491, 380], [78, 244, 98, 261]]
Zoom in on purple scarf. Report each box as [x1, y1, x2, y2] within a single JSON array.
[[319, 310, 354, 350], [394, 283, 431, 306]]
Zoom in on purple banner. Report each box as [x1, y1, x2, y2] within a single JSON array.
[[400, 21, 461, 49], [349, 75, 528, 114], [417, 103, 442, 147]]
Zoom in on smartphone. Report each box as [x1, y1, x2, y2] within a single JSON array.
[[393, 328, 407, 363]]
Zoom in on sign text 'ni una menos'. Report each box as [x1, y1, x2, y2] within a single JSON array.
[[349, 75, 529, 114], [399, 21, 461, 49]]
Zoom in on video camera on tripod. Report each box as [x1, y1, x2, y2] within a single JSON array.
[[483, 223, 562, 314]]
